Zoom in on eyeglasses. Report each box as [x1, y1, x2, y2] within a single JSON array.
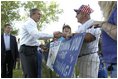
[[76, 12, 80, 15]]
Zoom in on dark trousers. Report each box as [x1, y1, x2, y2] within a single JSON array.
[[19, 45, 38, 78], [1, 51, 14, 78], [37, 50, 42, 78]]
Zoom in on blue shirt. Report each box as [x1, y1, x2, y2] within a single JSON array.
[[102, 4, 117, 64]]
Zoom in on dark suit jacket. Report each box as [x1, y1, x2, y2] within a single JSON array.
[[1, 34, 19, 66]]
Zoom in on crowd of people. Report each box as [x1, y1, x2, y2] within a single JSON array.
[[1, 1, 117, 78]]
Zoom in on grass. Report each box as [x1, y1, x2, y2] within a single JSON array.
[[13, 60, 59, 78], [13, 69, 23, 78], [13, 62, 78, 78], [13, 60, 110, 78]]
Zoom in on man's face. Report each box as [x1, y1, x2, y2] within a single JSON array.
[[4, 26, 12, 33], [76, 12, 83, 23], [33, 10, 42, 22], [63, 28, 71, 36]]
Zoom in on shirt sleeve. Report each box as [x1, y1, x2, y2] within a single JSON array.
[[86, 27, 101, 39], [25, 21, 53, 40], [108, 4, 117, 25]]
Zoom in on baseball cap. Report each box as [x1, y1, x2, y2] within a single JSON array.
[[74, 5, 94, 14]]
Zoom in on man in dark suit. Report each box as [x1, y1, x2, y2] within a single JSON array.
[[1, 24, 19, 78]]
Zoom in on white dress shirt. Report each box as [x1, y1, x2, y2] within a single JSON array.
[[19, 18, 53, 46], [76, 19, 101, 54], [4, 33, 10, 51]]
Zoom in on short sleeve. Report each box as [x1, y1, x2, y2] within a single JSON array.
[[108, 4, 117, 25]]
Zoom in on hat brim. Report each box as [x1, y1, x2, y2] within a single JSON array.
[[74, 9, 78, 12]]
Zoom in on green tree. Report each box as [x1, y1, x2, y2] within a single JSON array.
[[1, 1, 63, 34], [1, 1, 21, 34], [22, 1, 63, 30]]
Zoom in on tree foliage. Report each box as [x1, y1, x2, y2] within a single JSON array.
[[1, 1, 21, 34], [22, 1, 63, 29], [1, 1, 63, 34]]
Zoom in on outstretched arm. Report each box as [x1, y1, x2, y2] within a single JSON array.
[[102, 22, 117, 41], [93, 21, 117, 41]]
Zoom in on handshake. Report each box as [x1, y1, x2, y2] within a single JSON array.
[[53, 31, 74, 40]]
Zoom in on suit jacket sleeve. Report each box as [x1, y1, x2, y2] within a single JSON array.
[[12, 36, 19, 60]]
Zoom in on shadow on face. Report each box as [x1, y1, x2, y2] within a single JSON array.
[[63, 28, 71, 35], [4, 26, 12, 33]]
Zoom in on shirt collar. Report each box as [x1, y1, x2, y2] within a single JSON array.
[[29, 18, 37, 24], [4, 33, 10, 36]]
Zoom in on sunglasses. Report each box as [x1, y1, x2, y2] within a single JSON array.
[[76, 10, 81, 15]]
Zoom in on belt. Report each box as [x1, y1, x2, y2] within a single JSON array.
[[21, 44, 38, 48], [111, 63, 117, 65], [6, 50, 11, 52], [78, 52, 97, 58]]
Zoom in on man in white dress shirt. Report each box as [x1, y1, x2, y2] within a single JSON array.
[[74, 5, 101, 78], [19, 8, 60, 78]]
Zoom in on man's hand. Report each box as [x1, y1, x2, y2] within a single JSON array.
[[84, 33, 96, 43], [92, 21, 105, 28]]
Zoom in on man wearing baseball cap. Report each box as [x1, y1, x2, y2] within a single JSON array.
[[74, 5, 101, 78]]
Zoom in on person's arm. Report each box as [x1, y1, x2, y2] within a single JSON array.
[[31, 28, 54, 40], [14, 36, 19, 61], [84, 33, 96, 43], [102, 22, 117, 41], [93, 21, 117, 41], [84, 28, 101, 43], [70, 32, 96, 43], [25, 22, 53, 40]]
